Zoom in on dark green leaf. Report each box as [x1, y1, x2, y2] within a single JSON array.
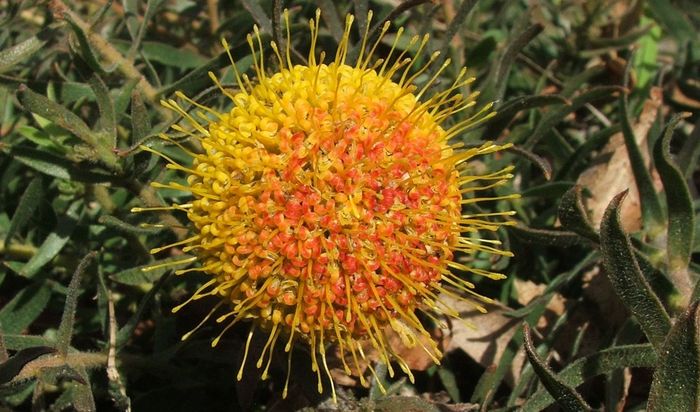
[[64, 15, 105, 74], [5, 176, 43, 248], [620, 89, 665, 232], [507, 145, 552, 181], [481, 23, 544, 104], [0, 284, 52, 334], [56, 252, 97, 356], [487, 94, 569, 138], [509, 224, 585, 247], [648, 302, 700, 411], [0, 346, 55, 385], [110, 256, 192, 285], [525, 86, 623, 148], [647, 0, 698, 43], [85, 69, 117, 145], [558, 185, 599, 242], [523, 324, 593, 411], [599, 191, 672, 350], [130, 91, 151, 144], [654, 113, 695, 277], [115, 273, 169, 348], [98, 215, 162, 235]]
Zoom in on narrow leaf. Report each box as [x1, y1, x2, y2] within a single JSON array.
[[85, 69, 117, 145], [130, 91, 151, 144], [0, 346, 55, 385], [525, 86, 624, 148], [17, 85, 93, 145], [521, 344, 657, 411], [487, 94, 569, 138], [0, 284, 52, 334], [646, 0, 698, 43], [523, 324, 593, 411], [620, 90, 665, 231], [509, 224, 585, 247], [654, 113, 695, 279], [0, 28, 57, 74], [648, 301, 700, 411], [558, 185, 599, 242], [20, 203, 81, 278], [599, 191, 672, 350], [506, 145, 552, 180], [110, 257, 192, 285], [56, 252, 97, 356], [5, 176, 43, 248], [240, 0, 272, 34], [11, 147, 115, 183]]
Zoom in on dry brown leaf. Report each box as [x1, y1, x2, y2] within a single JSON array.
[[576, 86, 663, 232]]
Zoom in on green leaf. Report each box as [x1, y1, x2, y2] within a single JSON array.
[[524, 86, 624, 148], [20, 202, 81, 279], [509, 224, 585, 247], [64, 14, 106, 74], [116, 273, 168, 348], [646, 0, 698, 43], [11, 147, 116, 183], [241, 0, 272, 34], [130, 90, 151, 144], [0, 284, 52, 334], [85, 68, 117, 145], [487, 94, 569, 138], [523, 324, 593, 411], [633, 17, 661, 91], [56, 252, 97, 356], [558, 186, 599, 242], [110, 256, 192, 285], [599, 191, 672, 350], [5, 176, 43, 248], [620, 91, 665, 233], [654, 113, 695, 278], [16, 85, 120, 170], [648, 301, 700, 411], [98, 215, 162, 235], [507, 145, 552, 181], [521, 344, 657, 411], [481, 23, 544, 104], [140, 41, 207, 69], [0, 346, 55, 385], [0, 27, 57, 74]]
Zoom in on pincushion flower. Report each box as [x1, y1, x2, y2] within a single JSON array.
[[134, 10, 516, 400]]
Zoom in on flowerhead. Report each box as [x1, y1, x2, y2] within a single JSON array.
[[136, 9, 516, 401]]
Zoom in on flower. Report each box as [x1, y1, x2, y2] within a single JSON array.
[[135, 9, 516, 401]]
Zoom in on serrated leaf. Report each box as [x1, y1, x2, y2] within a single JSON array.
[[648, 301, 700, 411], [558, 185, 599, 242], [0, 284, 52, 334], [56, 252, 97, 356], [523, 324, 593, 411], [110, 256, 192, 285], [600, 191, 672, 350], [654, 113, 694, 279], [20, 202, 81, 279], [0, 27, 56, 74], [0, 346, 55, 385], [521, 344, 657, 411], [5, 176, 43, 248]]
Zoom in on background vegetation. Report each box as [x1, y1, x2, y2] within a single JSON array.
[[0, 0, 699, 410]]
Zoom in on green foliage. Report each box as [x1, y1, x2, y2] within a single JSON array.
[[0, 0, 698, 410]]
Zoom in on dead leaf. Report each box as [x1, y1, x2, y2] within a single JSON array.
[[577, 86, 663, 232]]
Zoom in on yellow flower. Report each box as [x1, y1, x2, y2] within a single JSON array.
[[135, 9, 516, 401]]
